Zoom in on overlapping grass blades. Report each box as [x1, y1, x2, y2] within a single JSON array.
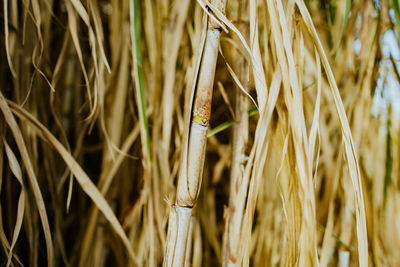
[[1, 0, 399, 266]]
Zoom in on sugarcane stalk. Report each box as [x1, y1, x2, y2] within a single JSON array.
[[163, 1, 226, 265], [222, 21, 249, 267]]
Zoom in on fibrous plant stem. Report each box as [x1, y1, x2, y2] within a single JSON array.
[[163, 1, 227, 266], [222, 21, 249, 266]]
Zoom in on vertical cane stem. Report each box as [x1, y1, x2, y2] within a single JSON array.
[[164, 1, 227, 265], [222, 21, 249, 266]]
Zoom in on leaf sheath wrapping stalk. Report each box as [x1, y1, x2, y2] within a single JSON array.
[[176, 28, 221, 207], [177, 123, 208, 206]]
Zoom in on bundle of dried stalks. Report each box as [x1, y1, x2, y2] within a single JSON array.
[[1, 0, 399, 266]]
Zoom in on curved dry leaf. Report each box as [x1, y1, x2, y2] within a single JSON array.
[[0, 91, 54, 267], [4, 140, 26, 267]]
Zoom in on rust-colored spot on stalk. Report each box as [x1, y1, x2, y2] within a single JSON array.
[[192, 89, 212, 126]]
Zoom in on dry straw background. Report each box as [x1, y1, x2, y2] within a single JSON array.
[[1, 0, 400, 266]]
